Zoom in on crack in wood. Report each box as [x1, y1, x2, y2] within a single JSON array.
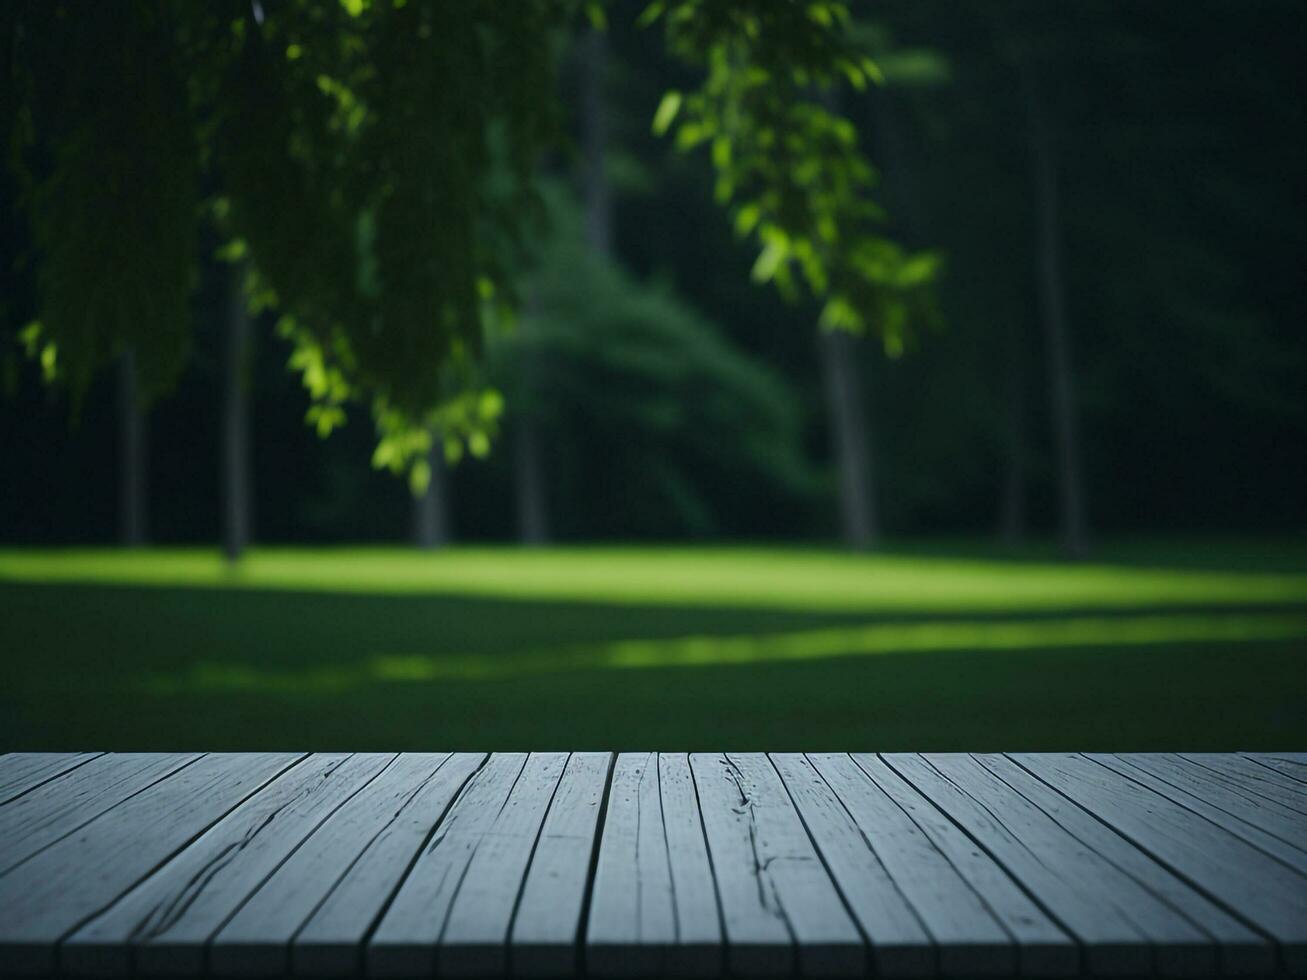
[[126, 755, 349, 943], [721, 754, 790, 932]]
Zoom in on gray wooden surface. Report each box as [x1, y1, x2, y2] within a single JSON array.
[[1, 752, 1304, 978]]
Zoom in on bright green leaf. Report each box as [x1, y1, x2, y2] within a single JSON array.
[[652, 90, 682, 136], [751, 241, 787, 283]]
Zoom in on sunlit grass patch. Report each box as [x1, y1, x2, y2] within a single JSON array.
[[5, 543, 1306, 750], [138, 610, 1307, 693], [3, 546, 1307, 613]]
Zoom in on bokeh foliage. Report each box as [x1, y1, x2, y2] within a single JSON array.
[[645, 1, 940, 354], [4, 0, 925, 481], [490, 188, 815, 537]]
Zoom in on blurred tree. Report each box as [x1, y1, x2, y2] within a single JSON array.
[[3, 0, 1304, 546], [222, 266, 253, 561], [819, 329, 877, 547], [581, 25, 615, 258], [509, 24, 611, 546], [646, 4, 939, 548], [512, 291, 550, 546], [6, 0, 922, 498], [117, 351, 149, 547], [413, 428, 450, 549], [1022, 70, 1087, 557], [874, 0, 1307, 542], [505, 17, 622, 548], [816, 89, 877, 550], [489, 190, 814, 539]]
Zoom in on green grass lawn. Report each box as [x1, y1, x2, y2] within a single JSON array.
[[2, 541, 1305, 750]]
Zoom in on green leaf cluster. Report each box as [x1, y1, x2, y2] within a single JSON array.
[[4, 0, 934, 484], [8, 2, 197, 406], [646, 0, 940, 354], [6, 0, 569, 465]]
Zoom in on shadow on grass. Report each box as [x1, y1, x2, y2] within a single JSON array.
[[2, 578, 1305, 752]]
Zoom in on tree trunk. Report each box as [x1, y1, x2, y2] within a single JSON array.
[[414, 432, 450, 549], [222, 266, 252, 562], [117, 349, 148, 547], [514, 407, 549, 546], [509, 27, 611, 548], [999, 320, 1028, 545], [820, 329, 878, 549], [581, 26, 612, 257], [1026, 81, 1088, 557], [817, 88, 879, 550]]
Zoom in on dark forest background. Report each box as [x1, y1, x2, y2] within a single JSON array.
[[3, 1, 1304, 548]]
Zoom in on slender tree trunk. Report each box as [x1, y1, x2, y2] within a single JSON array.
[[118, 349, 148, 546], [999, 320, 1028, 544], [1026, 81, 1088, 557], [514, 410, 549, 546], [414, 431, 450, 548], [818, 88, 879, 550], [820, 329, 878, 549], [510, 28, 613, 547], [222, 266, 252, 562], [581, 26, 612, 257]]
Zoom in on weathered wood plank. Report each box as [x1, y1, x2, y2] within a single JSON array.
[[368, 753, 527, 978], [692, 753, 864, 978], [62, 753, 391, 977], [438, 753, 569, 978], [1180, 753, 1307, 815], [1243, 752, 1307, 788], [511, 752, 610, 978], [0, 753, 201, 875], [1017, 753, 1307, 975], [849, 754, 1074, 977], [291, 753, 486, 978], [983, 754, 1273, 976], [212, 754, 467, 978], [772, 754, 932, 978], [2, 750, 1301, 979], [0, 752, 300, 977], [0, 752, 103, 806], [1102, 754, 1307, 873], [658, 752, 724, 978], [892, 753, 1179, 976], [586, 752, 677, 978]]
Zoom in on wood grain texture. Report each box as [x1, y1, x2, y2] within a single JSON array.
[[0, 752, 103, 806], [1100, 753, 1307, 873], [691, 753, 864, 978], [63, 753, 391, 977], [0, 752, 300, 977], [209, 754, 461, 978], [292, 753, 486, 978], [438, 752, 569, 978], [896, 752, 1207, 977], [1017, 753, 1307, 975], [511, 752, 610, 978], [367, 752, 527, 979], [772, 753, 932, 978], [0, 751, 1302, 979], [0, 753, 201, 875], [980, 754, 1272, 976], [1244, 752, 1307, 788], [658, 752, 723, 978], [850, 753, 1075, 977], [1180, 753, 1307, 815], [586, 752, 677, 978]]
